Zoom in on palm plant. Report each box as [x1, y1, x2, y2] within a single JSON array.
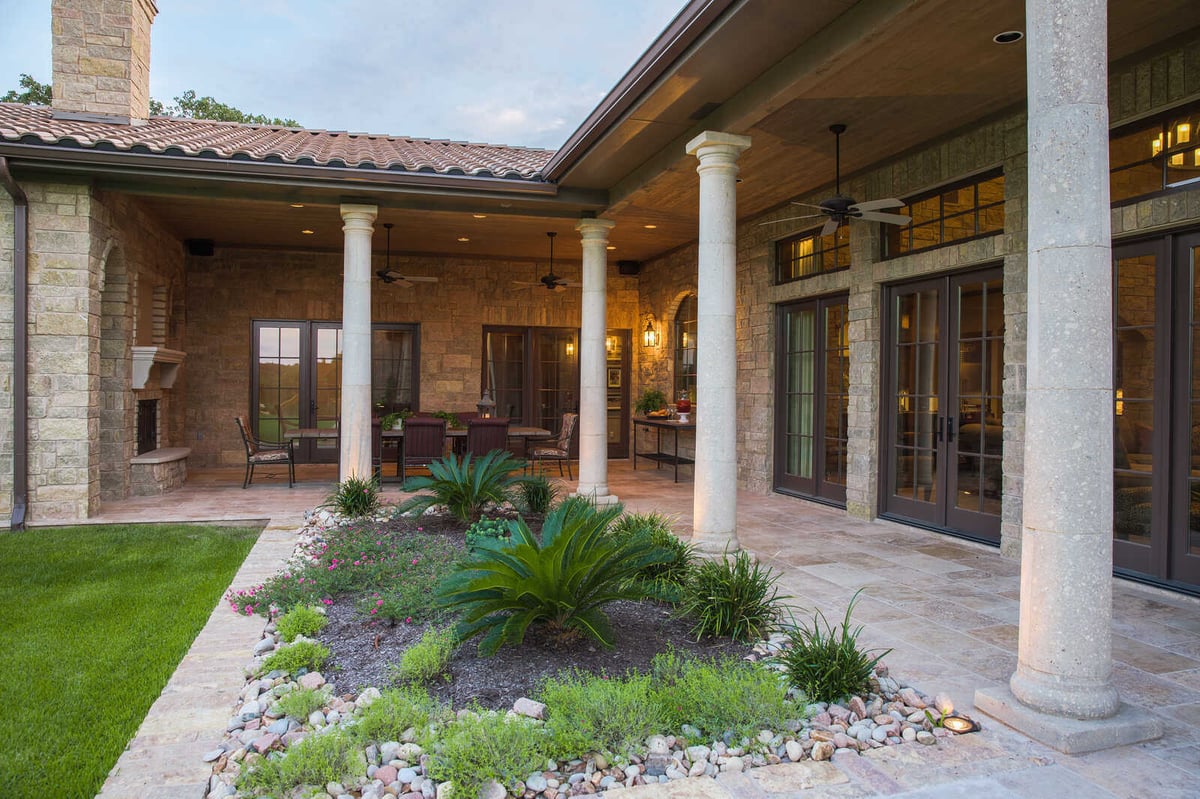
[[396, 450, 530, 522], [436, 498, 676, 655]]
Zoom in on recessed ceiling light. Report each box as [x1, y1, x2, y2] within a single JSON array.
[[290, 203, 305, 208], [457, 236, 470, 242], [606, 246, 616, 251], [301, 229, 314, 234], [643, 224, 657, 230], [472, 213, 488, 219], [993, 30, 1023, 44]]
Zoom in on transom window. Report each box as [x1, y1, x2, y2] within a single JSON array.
[[1111, 108, 1200, 204], [884, 172, 1005, 258], [775, 224, 850, 284]]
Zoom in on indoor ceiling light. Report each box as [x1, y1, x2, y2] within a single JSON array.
[[993, 30, 1023, 44]]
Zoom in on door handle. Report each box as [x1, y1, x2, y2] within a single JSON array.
[[936, 415, 944, 443], [946, 416, 956, 443]]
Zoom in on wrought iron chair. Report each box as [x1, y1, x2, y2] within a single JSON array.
[[400, 416, 447, 483], [465, 417, 511, 459], [235, 415, 295, 488], [528, 412, 578, 478]]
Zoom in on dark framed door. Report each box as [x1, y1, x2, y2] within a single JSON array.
[[483, 325, 581, 454], [881, 267, 1004, 543], [774, 295, 849, 504], [1170, 232, 1200, 586], [606, 329, 631, 458]]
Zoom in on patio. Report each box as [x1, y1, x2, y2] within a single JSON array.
[[88, 460, 1200, 799]]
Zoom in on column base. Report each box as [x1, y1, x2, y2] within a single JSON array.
[[690, 533, 740, 557], [975, 686, 1162, 754], [569, 490, 620, 507]]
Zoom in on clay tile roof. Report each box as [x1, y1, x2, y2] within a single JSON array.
[[0, 103, 555, 181]]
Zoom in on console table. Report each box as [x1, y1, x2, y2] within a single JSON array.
[[633, 417, 696, 482]]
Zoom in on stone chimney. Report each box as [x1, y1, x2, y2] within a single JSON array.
[[51, 0, 158, 124]]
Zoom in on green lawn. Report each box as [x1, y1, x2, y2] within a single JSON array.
[[0, 523, 261, 799]]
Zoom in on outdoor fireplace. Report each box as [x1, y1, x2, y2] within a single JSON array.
[[137, 399, 158, 455]]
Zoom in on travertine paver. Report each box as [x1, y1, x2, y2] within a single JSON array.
[[83, 461, 1200, 798]]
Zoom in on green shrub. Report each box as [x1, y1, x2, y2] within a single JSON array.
[[273, 686, 330, 721], [437, 498, 675, 655], [322, 475, 381, 518], [425, 710, 550, 799], [634, 388, 667, 414], [398, 451, 532, 522], [514, 476, 559, 515], [352, 685, 449, 747], [539, 669, 664, 758], [774, 590, 891, 704], [258, 639, 331, 676], [608, 512, 694, 591], [237, 726, 360, 798], [464, 516, 511, 552], [678, 550, 788, 642], [275, 605, 327, 642], [393, 626, 458, 684], [650, 649, 799, 741]]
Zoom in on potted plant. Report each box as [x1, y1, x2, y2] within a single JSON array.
[[634, 388, 668, 417], [380, 408, 412, 430]]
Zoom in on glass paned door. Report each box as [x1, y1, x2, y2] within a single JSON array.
[[606, 330, 630, 458], [1178, 238, 1200, 584], [774, 295, 848, 503], [256, 324, 302, 443], [535, 330, 580, 442], [312, 324, 343, 462]]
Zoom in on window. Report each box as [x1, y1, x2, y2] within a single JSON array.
[[884, 172, 1005, 258], [482, 326, 579, 432], [1111, 107, 1200, 204], [674, 295, 697, 401], [775, 224, 850, 283]]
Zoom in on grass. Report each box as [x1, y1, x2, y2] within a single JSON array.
[[0, 522, 260, 799]]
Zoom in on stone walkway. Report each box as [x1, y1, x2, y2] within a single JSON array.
[[82, 460, 1200, 798]]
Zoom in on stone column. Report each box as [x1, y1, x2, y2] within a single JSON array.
[[338, 203, 377, 482], [686, 131, 750, 554], [573, 217, 618, 504], [974, 0, 1160, 753]]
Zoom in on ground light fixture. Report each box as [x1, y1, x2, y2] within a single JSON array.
[[941, 713, 981, 734]]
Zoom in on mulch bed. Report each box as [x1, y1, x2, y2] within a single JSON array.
[[315, 513, 753, 709]]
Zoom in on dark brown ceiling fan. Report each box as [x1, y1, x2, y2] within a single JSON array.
[[512, 232, 582, 291], [763, 124, 911, 236], [376, 223, 438, 287]]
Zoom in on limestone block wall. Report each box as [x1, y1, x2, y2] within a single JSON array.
[[184, 247, 639, 469]]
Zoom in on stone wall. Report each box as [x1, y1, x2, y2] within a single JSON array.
[[0, 191, 13, 520], [184, 247, 639, 469]]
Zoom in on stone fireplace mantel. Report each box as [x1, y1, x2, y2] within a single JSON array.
[[131, 346, 185, 390]]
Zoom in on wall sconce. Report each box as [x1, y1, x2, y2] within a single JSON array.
[[1115, 388, 1124, 417], [605, 335, 617, 356], [477, 390, 496, 419], [642, 316, 660, 348], [565, 340, 576, 357]]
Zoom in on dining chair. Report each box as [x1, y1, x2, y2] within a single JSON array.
[[400, 416, 447, 483], [235, 415, 295, 488], [528, 411, 578, 479], [465, 417, 511, 459]]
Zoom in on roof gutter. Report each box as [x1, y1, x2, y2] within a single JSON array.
[[542, 0, 740, 182], [0, 156, 28, 530]]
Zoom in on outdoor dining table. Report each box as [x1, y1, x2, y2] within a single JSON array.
[[283, 425, 553, 441]]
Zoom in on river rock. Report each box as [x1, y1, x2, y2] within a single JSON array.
[[513, 697, 546, 719], [785, 740, 803, 762], [812, 741, 835, 761]]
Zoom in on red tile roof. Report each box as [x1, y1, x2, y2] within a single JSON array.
[[0, 104, 554, 180]]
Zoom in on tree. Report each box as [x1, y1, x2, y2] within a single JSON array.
[[4, 75, 299, 127], [2, 74, 52, 105]]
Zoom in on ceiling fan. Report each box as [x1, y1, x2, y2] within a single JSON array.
[[762, 124, 911, 236], [513, 232, 581, 291], [376, 222, 438, 288]]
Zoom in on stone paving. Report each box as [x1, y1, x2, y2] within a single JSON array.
[[80, 460, 1200, 798]]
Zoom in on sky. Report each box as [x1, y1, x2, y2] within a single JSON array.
[[0, 0, 686, 149]]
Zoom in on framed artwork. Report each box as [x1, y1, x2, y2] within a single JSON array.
[[607, 367, 622, 388]]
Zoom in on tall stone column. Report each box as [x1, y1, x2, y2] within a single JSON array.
[[338, 203, 377, 482], [573, 217, 618, 504], [974, 0, 1160, 753], [686, 131, 750, 554]]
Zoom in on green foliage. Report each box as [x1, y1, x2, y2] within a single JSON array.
[[774, 590, 891, 704], [258, 639, 331, 676], [425, 710, 550, 799], [380, 409, 413, 430], [273, 686, 330, 721], [2, 73, 51, 105], [678, 549, 788, 642], [539, 669, 665, 758], [351, 686, 450, 747], [397, 450, 531, 522], [0, 523, 259, 798], [275, 605, 327, 642], [650, 649, 799, 740], [322, 475, 381, 518], [393, 626, 459, 684], [608, 512, 694, 592], [431, 410, 462, 428], [513, 475, 559, 515], [437, 498, 675, 655], [464, 516, 511, 551], [152, 89, 300, 126], [634, 388, 668, 414], [238, 727, 359, 797]]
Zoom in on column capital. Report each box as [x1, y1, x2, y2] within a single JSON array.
[[339, 203, 378, 231], [686, 130, 752, 160], [576, 217, 615, 242]]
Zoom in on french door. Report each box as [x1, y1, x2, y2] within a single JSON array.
[[774, 295, 849, 503], [1112, 234, 1200, 587], [483, 326, 580, 454], [881, 268, 1004, 543], [253, 320, 418, 463]]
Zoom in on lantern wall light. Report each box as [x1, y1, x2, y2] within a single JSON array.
[[642, 315, 660, 348]]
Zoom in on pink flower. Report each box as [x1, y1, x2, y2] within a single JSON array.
[[411, 558, 419, 566], [405, 616, 412, 624], [376, 599, 384, 606]]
